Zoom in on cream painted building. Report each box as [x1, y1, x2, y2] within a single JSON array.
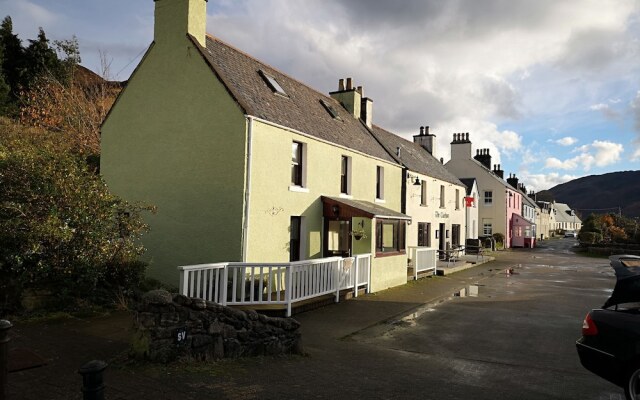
[[101, 0, 410, 291], [369, 126, 467, 256], [445, 134, 521, 248]]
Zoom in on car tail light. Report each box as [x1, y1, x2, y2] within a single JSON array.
[[582, 312, 598, 336]]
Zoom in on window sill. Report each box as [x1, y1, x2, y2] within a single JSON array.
[[375, 250, 406, 258], [419, 204, 428, 207], [374, 198, 386, 204], [339, 193, 353, 199], [289, 186, 309, 193]]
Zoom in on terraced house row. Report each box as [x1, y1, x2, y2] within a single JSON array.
[[101, 0, 580, 301]]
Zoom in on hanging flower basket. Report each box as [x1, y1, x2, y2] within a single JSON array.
[[351, 228, 367, 241]]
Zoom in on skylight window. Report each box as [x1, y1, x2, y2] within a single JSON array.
[[320, 99, 341, 120], [259, 70, 287, 96]]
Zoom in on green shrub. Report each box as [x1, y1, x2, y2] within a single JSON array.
[[578, 231, 602, 244], [492, 233, 505, 245], [0, 118, 153, 312]]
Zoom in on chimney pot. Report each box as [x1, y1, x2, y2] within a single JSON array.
[[357, 86, 363, 95], [425, 126, 430, 135], [420, 126, 424, 136], [338, 79, 345, 91], [346, 78, 353, 90]]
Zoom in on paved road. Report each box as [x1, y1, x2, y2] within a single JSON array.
[[7, 239, 624, 399], [219, 238, 623, 399]]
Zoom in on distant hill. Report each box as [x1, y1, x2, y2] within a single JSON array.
[[538, 171, 640, 218]]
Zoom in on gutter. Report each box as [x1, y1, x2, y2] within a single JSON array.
[[241, 116, 254, 262]]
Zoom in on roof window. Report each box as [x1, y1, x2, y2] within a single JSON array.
[[259, 70, 287, 96], [320, 99, 341, 120]]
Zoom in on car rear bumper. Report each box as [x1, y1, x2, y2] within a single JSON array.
[[576, 339, 624, 387]]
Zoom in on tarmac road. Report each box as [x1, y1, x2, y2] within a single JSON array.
[[6, 238, 624, 399]]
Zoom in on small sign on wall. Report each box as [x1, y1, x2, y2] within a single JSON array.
[[175, 326, 187, 345]]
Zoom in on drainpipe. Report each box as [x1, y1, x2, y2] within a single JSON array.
[[242, 116, 254, 262]]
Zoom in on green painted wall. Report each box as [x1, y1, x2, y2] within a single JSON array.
[[246, 120, 405, 292], [101, 37, 247, 284]]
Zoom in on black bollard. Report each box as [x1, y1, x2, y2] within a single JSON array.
[[0, 320, 12, 400], [78, 360, 108, 400]]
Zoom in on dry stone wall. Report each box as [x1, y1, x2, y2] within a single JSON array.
[[131, 290, 303, 363]]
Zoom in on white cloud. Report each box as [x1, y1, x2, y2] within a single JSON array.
[[590, 103, 609, 110], [555, 137, 578, 146], [520, 171, 579, 192], [545, 140, 623, 171]]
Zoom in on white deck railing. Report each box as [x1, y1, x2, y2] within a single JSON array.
[[408, 247, 437, 280], [178, 254, 372, 317]]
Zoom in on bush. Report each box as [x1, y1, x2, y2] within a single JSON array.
[[492, 233, 505, 245], [578, 231, 602, 244], [0, 118, 153, 313]]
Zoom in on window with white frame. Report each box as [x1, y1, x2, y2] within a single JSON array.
[[291, 141, 305, 187], [484, 190, 493, 206], [483, 219, 493, 236]]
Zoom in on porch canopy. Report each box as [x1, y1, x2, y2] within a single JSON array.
[[321, 196, 411, 220]]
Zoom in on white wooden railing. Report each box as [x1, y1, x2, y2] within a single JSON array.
[[408, 246, 437, 280], [178, 254, 372, 317]]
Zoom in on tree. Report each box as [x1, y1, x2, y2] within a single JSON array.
[[19, 64, 120, 155], [0, 16, 24, 113], [0, 118, 153, 312]]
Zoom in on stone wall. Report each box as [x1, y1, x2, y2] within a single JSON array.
[[131, 290, 303, 363]]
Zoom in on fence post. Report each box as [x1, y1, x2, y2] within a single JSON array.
[[354, 257, 359, 298], [78, 360, 107, 400], [0, 320, 12, 400], [178, 267, 188, 297], [221, 265, 229, 307], [335, 259, 341, 303], [286, 265, 293, 317]]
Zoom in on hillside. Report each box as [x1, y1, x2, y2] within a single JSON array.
[[539, 171, 640, 218]]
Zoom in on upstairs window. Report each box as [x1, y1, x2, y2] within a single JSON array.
[[340, 155, 351, 195], [440, 185, 445, 208], [376, 166, 384, 200], [484, 191, 493, 206], [420, 181, 427, 206], [291, 141, 304, 186], [259, 70, 287, 97], [455, 189, 460, 210]]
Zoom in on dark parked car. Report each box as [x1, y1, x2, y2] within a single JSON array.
[[576, 255, 640, 399]]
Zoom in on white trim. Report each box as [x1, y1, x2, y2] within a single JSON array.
[[338, 193, 353, 199], [289, 186, 309, 193], [250, 115, 400, 168], [374, 198, 386, 204], [241, 116, 255, 262]]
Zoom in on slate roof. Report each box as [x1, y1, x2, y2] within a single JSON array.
[[323, 196, 411, 220], [459, 178, 477, 196], [191, 35, 397, 164], [553, 202, 581, 223], [368, 125, 463, 186]]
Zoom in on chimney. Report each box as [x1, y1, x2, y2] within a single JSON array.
[[360, 86, 373, 128], [492, 164, 504, 179], [154, 0, 208, 48], [450, 132, 472, 160], [474, 148, 491, 169], [506, 173, 519, 190], [330, 77, 362, 120], [413, 125, 437, 156], [528, 191, 537, 201]]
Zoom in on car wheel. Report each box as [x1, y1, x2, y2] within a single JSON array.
[[626, 367, 640, 400]]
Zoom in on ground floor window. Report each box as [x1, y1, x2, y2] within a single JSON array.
[[376, 219, 406, 254], [417, 222, 431, 247], [483, 220, 493, 236], [452, 224, 461, 246], [326, 219, 350, 257]]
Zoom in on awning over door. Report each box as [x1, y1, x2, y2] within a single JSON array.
[[321, 196, 411, 220]]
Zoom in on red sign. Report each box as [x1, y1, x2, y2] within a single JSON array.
[[464, 197, 475, 207]]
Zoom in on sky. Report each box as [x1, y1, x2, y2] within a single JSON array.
[[3, 0, 640, 192]]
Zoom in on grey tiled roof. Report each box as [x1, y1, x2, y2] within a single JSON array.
[[192, 35, 397, 164], [369, 125, 463, 187]]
